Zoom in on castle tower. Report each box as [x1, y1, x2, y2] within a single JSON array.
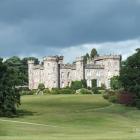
[[98, 55, 121, 88], [75, 56, 85, 81], [28, 60, 35, 90], [43, 56, 59, 89]]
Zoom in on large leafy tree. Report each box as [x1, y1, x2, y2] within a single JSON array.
[[0, 58, 20, 117], [120, 48, 140, 96], [5, 56, 39, 86]]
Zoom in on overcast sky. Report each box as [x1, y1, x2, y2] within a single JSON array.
[[0, 0, 140, 62]]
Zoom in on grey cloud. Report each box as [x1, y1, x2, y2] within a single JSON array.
[[0, 0, 140, 58]]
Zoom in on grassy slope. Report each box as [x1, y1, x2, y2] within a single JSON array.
[[0, 94, 140, 140]]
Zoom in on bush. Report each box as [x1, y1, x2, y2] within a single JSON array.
[[30, 89, 38, 95], [50, 88, 75, 94], [38, 83, 45, 91], [20, 89, 35, 95], [92, 88, 101, 94], [76, 88, 92, 94], [43, 88, 51, 94], [71, 81, 83, 90], [103, 90, 118, 103], [110, 76, 122, 90], [103, 94, 109, 100], [108, 95, 118, 103], [118, 90, 135, 106], [136, 99, 140, 109], [61, 88, 75, 94]]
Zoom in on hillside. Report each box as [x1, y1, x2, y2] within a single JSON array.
[[0, 95, 140, 140]]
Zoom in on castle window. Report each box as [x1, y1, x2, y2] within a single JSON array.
[[61, 72, 64, 79], [96, 71, 100, 77], [53, 67, 55, 71], [62, 82, 64, 88], [67, 72, 70, 79]]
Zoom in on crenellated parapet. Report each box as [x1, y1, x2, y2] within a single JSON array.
[[94, 55, 121, 61]]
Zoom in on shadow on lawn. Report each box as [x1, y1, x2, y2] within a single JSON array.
[[16, 109, 36, 118]]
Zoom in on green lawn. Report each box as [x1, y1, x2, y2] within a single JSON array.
[[1, 94, 140, 140]]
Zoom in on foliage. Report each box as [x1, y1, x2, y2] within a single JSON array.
[[83, 48, 98, 64], [120, 48, 140, 96], [38, 83, 45, 91], [92, 79, 97, 88], [0, 58, 20, 117], [83, 53, 90, 64], [135, 99, 140, 109], [81, 79, 87, 88], [103, 90, 118, 103], [92, 87, 101, 94], [43, 88, 51, 94], [76, 88, 92, 94], [90, 48, 99, 59], [110, 76, 122, 90], [108, 95, 118, 103], [103, 94, 109, 100], [4, 56, 39, 86], [50, 88, 75, 94], [117, 90, 135, 106], [71, 81, 83, 90]]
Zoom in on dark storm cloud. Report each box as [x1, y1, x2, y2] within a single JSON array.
[[0, 0, 140, 58]]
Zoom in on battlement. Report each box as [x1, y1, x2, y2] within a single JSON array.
[[43, 56, 59, 62], [60, 64, 76, 69], [94, 55, 121, 61], [85, 64, 104, 69]]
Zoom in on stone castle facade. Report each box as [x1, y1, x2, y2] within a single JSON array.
[[28, 55, 121, 90]]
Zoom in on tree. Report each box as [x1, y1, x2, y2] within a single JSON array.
[[90, 48, 98, 59], [4, 56, 39, 86], [71, 81, 83, 90], [0, 58, 20, 117], [110, 76, 122, 90], [120, 48, 140, 96], [83, 53, 90, 64]]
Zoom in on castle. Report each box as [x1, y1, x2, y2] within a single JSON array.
[[28, 55, 121, 90]]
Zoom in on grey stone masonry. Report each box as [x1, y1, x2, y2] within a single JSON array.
[[28, 55, 121, 90]]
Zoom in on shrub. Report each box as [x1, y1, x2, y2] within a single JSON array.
[[110, 76, 122, 90], [118, 91, 135, 106], [30, 89, 38, 95], [103, 90, 118, 103], [50, 88, 75, 94], [71, 81, 83, 90], [108, 95, 118, 103], [103, 94, 109, 100], [92, 87, 101, 94], [43, 88, 51, 94], [136, 99, 140, 109], [19, 88, 38, 95], [38, 83, 45, 91], [77, 88, 92, 94], [51, 88, 60, 94]]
